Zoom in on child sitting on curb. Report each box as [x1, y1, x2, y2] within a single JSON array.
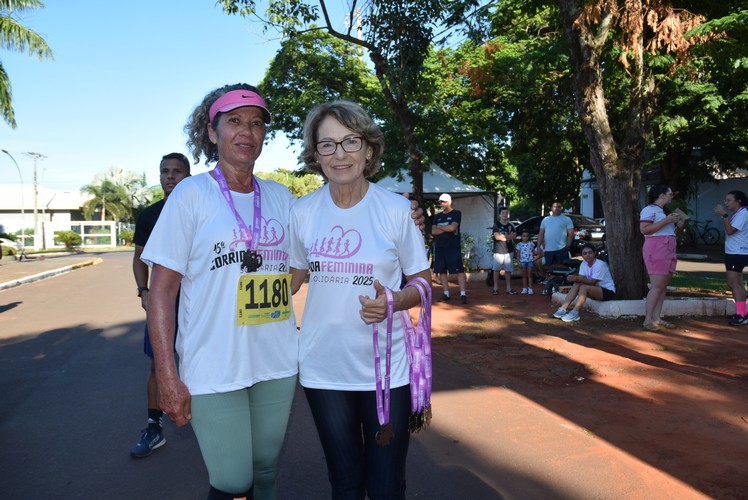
[[553, 243, 616, 322]]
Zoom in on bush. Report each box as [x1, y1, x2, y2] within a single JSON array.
[[0, 233, 17, 257], [54, 230, 82, 250], [119, 228, 135, 246]]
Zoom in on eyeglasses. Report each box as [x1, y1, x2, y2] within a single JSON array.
[[315, 136, 364, 156]]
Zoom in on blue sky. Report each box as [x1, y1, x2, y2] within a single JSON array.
[[0, 0, 326, 190]]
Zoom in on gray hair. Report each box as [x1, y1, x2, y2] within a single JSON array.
[[299, 100, 384, 179]]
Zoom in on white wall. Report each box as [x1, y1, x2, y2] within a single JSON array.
[[692, 176, 747, 240], [451, 194, 496, 270]]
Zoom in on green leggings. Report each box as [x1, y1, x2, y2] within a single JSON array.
[[190, 375, 297, 499]]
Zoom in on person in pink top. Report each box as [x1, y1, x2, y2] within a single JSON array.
[[639, 184, 685, 331]]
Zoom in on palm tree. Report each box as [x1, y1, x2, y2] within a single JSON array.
[[1, 0, 54, 128], [81, 167, 152, 222], [81, 180, 132, 222]]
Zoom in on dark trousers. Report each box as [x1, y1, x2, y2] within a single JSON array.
[[304, 385, 411, 500]]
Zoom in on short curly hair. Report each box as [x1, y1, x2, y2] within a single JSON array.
[[184, 83, 266, 165], [299, 100, 384, 179]]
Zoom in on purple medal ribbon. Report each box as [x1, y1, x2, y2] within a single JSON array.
[[372, 277, 433, 436], [212, 164, 262, 269], [372, 288, 394, 432], [401, 277, 432, 422]]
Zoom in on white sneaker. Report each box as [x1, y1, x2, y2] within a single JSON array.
[[527, 288, 534, 295], [561, 310, 580, 322], [552, 307, 567, 319], [521, 288, 527, 294]]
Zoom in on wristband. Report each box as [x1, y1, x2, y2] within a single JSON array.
[[137, 286, 149, 297], [722, 213, 729, 219]]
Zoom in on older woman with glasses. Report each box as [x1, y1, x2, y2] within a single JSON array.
[[289, 100, 431, 499], [640, 184, 684, 331]]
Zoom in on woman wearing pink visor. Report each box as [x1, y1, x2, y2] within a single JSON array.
[[142, 84, 298, 500]]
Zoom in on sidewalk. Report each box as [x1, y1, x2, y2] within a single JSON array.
[[0, 252, 103, 291]]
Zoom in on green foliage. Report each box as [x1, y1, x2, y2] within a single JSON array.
[[255, 169, 323, 198], [0, 232, 16, 256], [460, 232, 475, 271], [221, 0, 489, 201], [54, 230, 81, 250], [0, 0, 55, 128], [223, 0, 748, 216], [81, 167, 151, 222], [119, 228, 135, 245], [260, 29, 381, 144], [150, 185, 165, 203]]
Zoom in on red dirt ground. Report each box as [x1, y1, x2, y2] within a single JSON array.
[[429, 279, 748, 500]]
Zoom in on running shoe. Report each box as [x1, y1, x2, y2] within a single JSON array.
[[561, 310, 580, 322], [729, 315, 748, 326], [130, 428, 165, 458], [552, 307, 567, 319]]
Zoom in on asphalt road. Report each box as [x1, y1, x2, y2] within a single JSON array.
[[0, 253, 501, 499], [0, 252, 707, 499]]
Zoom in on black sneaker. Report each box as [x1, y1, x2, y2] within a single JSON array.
[[729, 315, 748, 326], [461, 295, 468, 304], [439, 294, 450, 302], [507, 289, 518, 295], [130, 428, 166, 458]]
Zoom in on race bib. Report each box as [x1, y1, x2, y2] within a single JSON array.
[[236, 273, 292, 325]]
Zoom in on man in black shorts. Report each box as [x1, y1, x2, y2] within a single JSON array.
[[432, 193, 468, 304], [537, 200, 574, 266], [130, 153, 190, 458]]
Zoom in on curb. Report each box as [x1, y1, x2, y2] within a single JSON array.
[[551, 291, 735, 318], [0, 258, 103, 291]]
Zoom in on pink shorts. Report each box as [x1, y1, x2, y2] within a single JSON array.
[[643, 236, 677, 275]]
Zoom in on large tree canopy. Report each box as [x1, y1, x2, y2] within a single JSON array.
[[220, 0, 747, 297], [219, 0, 486, 205]]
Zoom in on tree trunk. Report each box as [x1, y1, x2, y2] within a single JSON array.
[[321, 14, 426, 211], [368, 49, 425, 209], [558, 0, 648, 299]]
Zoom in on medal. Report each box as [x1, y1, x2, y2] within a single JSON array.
[[372, 288, 394, 447], [213, 164, 263, 273], [375, 423, 394, 447], [242, 250, 263, 273]]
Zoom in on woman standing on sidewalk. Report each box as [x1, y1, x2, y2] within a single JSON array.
[[714, 190, 748, 326], [640, 185, 684, 331], [143, 84, 299, 500], [289, 100, 431, 499]]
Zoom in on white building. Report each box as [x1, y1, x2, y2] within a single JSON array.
[[0, 184, 96, 249]]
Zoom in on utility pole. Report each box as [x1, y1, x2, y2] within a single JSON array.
[[24, 152, 46, 248], [1, 149, 25, 251]]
